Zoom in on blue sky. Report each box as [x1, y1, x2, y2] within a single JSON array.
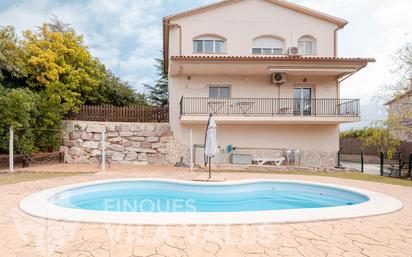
[[1, 0, 411, 128]]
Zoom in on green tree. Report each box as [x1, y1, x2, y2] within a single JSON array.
[[0, 26, 27, 88], [143, 58, 168, 106], [360, 122, 400, 159], [0, 86, 39, 154], [88, 66, 147, 106]]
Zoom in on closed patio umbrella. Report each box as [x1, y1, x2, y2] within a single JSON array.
[[204, 114, 218, 178]]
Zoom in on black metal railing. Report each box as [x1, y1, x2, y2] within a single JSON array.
[[180, 97, 360, 117]]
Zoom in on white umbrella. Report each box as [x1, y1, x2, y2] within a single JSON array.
[[204, 114, 218, 178]]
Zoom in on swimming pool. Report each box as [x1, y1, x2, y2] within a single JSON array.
[[20, 179, 402, 224]]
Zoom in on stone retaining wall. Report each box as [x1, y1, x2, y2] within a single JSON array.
[[61, 121, 188, 165]]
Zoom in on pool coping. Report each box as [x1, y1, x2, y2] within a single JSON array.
[[19, 178, 403, 225]]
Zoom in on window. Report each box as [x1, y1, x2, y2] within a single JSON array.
[[193, 35, 225, 53], [252, 36, 285, 55], [209, 86, 230, 98], [298, 36, 316, 54]]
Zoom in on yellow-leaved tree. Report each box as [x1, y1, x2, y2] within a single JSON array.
[[23, 22, 104, 119]]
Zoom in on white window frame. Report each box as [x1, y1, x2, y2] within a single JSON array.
[[208, 85, 231, 98], [252, 48, 283, 55], [193, 39, 225, 53], [298, 36, 317, 55]]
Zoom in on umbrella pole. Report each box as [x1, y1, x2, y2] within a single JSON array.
[[209, 156, 211, 179]]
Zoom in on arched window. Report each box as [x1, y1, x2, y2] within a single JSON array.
[[298, 36, 316, 54], [193, 35, 226, 53], [252, 36, 285, 55]]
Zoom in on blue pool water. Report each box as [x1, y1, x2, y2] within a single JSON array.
[[50, 180, 369, 213]]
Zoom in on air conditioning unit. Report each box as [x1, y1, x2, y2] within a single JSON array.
[[288, 47, 300, 56], [272, 73, 287, 85]]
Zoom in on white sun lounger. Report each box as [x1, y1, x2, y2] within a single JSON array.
[[254, 157, 285, 166]]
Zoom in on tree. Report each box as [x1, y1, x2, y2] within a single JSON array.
[[23, 22, 104, 115], [0, 86, 39, 154], [143, 58, 168, 106], [0, 26, 27, 88], [87, 65, 147, 106], [385, 42, 412, 142], [360, 122, 400, 159]]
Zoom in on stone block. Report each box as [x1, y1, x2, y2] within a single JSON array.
[[130, 136, 145, 141], [93, 133, 102, 141], [140, 142, 152, 148], [146, 136, 159, 143], [69, 147, 83, 156], [125, 152, 138, 161], [138, 153, 147, 161], [152, 143, 165, 149], [131, 142, 140, 148], [87, 125, 105, 133], [82, 141, 99, 149], [111, 152, 124, 161], [107, 144, 124, 152], [119, 131, 133, 137], [133, 131, 152, 137], [160, 136, 173, 143], [107, 124, 116, 132], [73, 139, 83, 147], [123, 141, 131, 147], [69, 131, 82, 140], [107, 132, 119, 138], [136, 148, 157, 154], [81, 132, 92, 141], [108, 137, 121, 143], [146, 124, 155, 131], [90, 150, 101, 157]]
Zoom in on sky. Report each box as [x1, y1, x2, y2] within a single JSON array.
[[1, 0, 411, 129]]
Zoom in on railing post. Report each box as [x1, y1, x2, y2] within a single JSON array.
[[9, 127, 14, 173], [380, 152, 384, 176], [398, 152, 402, 177], [179, 96, 183, 116]]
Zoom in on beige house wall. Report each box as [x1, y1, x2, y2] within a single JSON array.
[[166, 0, 351, 167], [169, 74, 339, 153], [169, 0, 337, 57]]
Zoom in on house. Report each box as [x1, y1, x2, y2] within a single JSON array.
[[163, 0, 374, 167], [385, 79, 412, 142]]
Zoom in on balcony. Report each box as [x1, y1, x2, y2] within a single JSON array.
[[179, 97, 360, 124]]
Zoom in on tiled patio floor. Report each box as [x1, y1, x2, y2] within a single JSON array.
[[1, 164, 412, 257]]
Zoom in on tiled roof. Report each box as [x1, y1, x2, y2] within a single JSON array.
[[171, 55, 376, 62]]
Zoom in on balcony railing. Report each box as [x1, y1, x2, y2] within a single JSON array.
[[180, 97, 360, 117]]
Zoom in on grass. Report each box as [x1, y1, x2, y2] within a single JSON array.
[[0, 171, 92, 186], [198, 168, 412, 188]]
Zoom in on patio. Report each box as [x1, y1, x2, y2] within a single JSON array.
[[1, 164, 412, 257]]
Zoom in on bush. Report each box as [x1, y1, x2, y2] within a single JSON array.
[[0, 86, 39, 154]]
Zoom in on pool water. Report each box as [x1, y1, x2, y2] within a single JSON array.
[[50, 181, 369, 213]]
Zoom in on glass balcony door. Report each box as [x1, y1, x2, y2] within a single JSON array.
[[293, 87, 312, 116]]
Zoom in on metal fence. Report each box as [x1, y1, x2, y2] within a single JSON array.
[[180, 97, 359, 117], [66, 105, 169, 123]]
